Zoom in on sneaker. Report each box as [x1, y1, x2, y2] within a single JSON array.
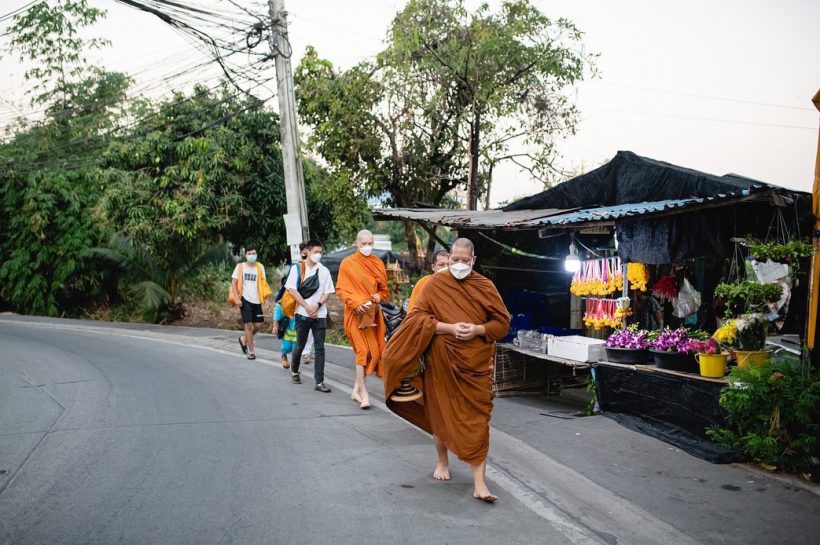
[[314, 382, 331, 393], [291, 373, 301, 384]]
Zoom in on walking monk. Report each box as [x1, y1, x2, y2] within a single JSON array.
[[383, 238, 510, 503], [335, 229, 389, 409], [406, 249, 449, 313]]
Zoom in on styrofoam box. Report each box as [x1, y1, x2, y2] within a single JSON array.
[[547, 335, 605, 362]]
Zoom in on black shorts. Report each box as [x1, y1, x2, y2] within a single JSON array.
[[240, 298, 265, 324]]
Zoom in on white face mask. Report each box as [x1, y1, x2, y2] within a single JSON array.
[[309, 252, 322, 264], [359, 245, 373, 256], [449, 262, 472, 280], [246, 254, 257, 263]]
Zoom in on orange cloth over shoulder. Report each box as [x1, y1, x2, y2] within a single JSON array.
[[383, 270, 510, 465], [335, 252, 390, 376], [406, 274, 432, 313]]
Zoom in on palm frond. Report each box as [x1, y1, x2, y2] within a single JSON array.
[[128, 280, 171, 314], [184, 243, 232, 276]]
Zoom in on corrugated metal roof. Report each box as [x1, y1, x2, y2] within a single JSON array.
[[526, 188, 771, 228], [372, 207, 570, 228], [372, 186, 778, 231]]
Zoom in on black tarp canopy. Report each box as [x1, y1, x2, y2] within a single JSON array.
[[503, 151, 776, 212], [501, 151, 811, 264]]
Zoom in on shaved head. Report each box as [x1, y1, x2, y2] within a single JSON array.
[[356, 229, 374, 243], [449, 237, 476, 267], [451, 238, 474, 256], [432, 249, 450, 272]]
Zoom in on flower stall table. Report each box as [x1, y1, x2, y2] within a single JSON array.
[[591, 360, 739, 463], [495, 343, 591, 398]]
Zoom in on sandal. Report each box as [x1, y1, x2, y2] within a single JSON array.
[[281, 355, 290, 369], [247, 353, 256, 360], [238, 337, 248, 354]]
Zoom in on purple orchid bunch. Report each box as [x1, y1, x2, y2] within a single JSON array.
[[606, 327, 650, 350], [651, 327, 695, 353]]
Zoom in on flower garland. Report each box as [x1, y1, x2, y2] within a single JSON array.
[[571, 258, 623, 296], [583, 298, 623, 330], [627, 263, 649, 291], [652, 274, 679, 302]]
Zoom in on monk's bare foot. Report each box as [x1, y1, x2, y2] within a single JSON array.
[[473, 486, 498, 503], [351, 389, 362, 403], [359, 395, 370, 410], [433, 463, 450, 481]]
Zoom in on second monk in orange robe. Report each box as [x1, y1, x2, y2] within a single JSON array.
[[335, 229, 389, 409]]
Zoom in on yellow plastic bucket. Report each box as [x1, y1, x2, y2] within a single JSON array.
[[696, 353, 728, 378], [735, 350, 772, 369]]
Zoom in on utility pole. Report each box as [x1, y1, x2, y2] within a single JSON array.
[[268, 0, 309, 261]]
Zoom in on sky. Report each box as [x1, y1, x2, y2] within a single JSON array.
[[1, 0, 818, 208]]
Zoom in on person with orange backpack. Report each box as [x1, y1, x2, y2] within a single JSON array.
[[230, 247, 271, 360]]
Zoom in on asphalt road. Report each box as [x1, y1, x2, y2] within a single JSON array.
[[0, 317, 582, 545], [1, 317, 817, 545]]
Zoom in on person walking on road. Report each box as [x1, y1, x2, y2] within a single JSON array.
[[383, 238, 511, 503], [231, 247, 271, 360], [285, 240, 335, 392], [335, 229, 389, 409], [272, 276, 297, 369], [406, 249, 450, 313]]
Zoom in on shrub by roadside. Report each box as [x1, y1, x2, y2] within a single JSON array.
[[708, 358, 819, 481]]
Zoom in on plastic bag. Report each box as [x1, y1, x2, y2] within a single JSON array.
[[673, 278, 701, 318]]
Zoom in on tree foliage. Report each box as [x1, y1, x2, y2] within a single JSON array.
[[295, 0, 591, 265], [0, 2, 367, 320]]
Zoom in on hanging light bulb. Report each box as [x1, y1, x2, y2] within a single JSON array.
[[565, 241, 580, 272]]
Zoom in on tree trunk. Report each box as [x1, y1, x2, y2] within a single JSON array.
[[424, 224, 439, 269], [483, 162, 494, 211], [402, 219, 421, 273], [466, 109, 480, 210]]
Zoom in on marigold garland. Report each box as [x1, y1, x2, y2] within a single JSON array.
[[627, 263, 649, 291]]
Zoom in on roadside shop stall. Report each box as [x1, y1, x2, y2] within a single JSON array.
[[375, 151, 813, 462]]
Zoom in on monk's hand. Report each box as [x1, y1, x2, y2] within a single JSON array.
[[452, 322, 473, 341], [354, 303, 368, 315], [371, 293, 381, 303]]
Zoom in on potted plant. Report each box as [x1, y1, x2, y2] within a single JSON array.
[[748, 239, 813, 266], [605, 325, 652, 364], [649, 327, 698, 373], [713, 314, 771, 368], [689, 338, 728, 378], [714, 281, 783, 317]]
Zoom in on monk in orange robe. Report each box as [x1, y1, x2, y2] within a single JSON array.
[[406, 249, 449, 313], [384, 238, 510, 503], [335, 229, 389, 409]]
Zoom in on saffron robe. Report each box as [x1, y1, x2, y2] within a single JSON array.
[[335, 252, 390, 376], [406, 274, 432, 313], [383, 270, 510, 464]]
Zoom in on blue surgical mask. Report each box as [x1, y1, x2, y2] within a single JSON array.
[[246, 255, 257, 263]]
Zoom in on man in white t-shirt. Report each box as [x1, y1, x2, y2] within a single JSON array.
[[231, 247, 268, 360], [285, 239, 335, 392]]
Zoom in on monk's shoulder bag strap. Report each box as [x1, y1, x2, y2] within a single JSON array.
[[380, 302, 406, 340]]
